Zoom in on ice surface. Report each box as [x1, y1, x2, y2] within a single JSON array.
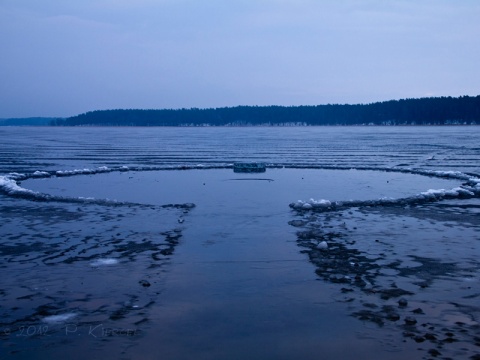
[[17, 167, 468, 213], [1, 126, 479, 360]]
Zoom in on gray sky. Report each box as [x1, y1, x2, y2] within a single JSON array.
[[1, 0, 479, 118]]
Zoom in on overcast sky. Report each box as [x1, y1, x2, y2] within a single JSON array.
[[1, 0, 479, 118]]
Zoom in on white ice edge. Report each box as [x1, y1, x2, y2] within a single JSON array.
[[0, 173, 190, 207], [33, 171, 51, 177], [0, 175, 40, 196], [90, 258, 119, 267], [291, 184, 479, 211], [3, 166, 479, 209], [43, 313, 77, 324]]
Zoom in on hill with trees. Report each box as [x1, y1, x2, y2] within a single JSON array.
[[55, 95, 480, 126]]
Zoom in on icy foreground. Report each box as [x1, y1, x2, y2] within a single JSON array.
[[1, 126, 480, 360]]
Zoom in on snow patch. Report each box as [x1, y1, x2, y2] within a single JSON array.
[[90, 258, 119, 267], [421, 187, 474, 198], [0, 176, 39, 196], [43, 313, 76, 324], [432, 170, 467, 178], [317, 241, 328, 250], [32, 171, 51, 177], [7, 172, 27, 180], [293, 198, 332, 210], [291, 184, 479, 212]]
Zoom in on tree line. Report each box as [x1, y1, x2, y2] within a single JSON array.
[[52, 95, 480, 126], [0, 117, 57, 126]]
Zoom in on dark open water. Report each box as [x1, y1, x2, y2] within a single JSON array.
[[0, 126, 479, 359]]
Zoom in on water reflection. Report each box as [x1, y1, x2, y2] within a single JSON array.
[[1, 167, 479, 359]]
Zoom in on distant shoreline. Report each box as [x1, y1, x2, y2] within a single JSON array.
[[2, 95, 479, 127], [2, 123, 480, 127]]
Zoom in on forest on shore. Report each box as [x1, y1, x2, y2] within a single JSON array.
[[46, 95, 480, 126]]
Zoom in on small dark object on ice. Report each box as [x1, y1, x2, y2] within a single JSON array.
[[404, 316, 417, 325], [414, 336, 425, 343], [428, 349, 441, 357], [233, 162, 266, 173], [139, 280, 151, 287]]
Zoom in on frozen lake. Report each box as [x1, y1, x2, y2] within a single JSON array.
[[1, 126, 479, 359]]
